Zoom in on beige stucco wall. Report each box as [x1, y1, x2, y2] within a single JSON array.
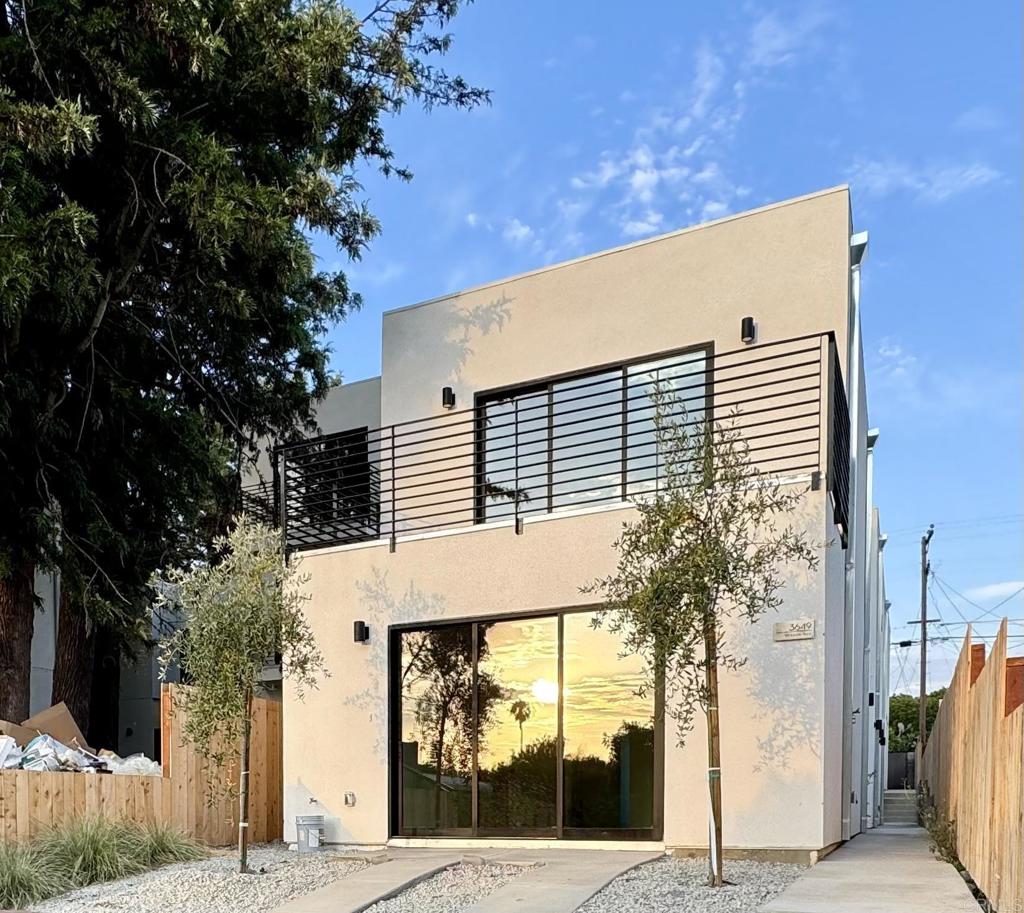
[[282, 186, 858, 850], [284, 488, 835, 850], [381, 186, 852, 428]]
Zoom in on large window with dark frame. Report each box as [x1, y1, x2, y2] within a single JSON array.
[[392, 609, 662, 839], [475, 347, 710, 522]]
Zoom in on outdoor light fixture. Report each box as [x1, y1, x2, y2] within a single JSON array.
[[353, 620, 370, 644], [441, 386, 456, 409], [740, 316, 756, 344]]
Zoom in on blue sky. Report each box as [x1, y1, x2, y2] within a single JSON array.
[[315, 2, 1023, 695]]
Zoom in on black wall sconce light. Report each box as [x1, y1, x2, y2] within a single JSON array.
[[353, 620, 370, 644], [740, 316, 756, 344], [441, 386, 456, 410]]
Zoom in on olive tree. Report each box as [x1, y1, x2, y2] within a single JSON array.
[[157, 515, 325, 872], [584, 390, 818, 886]]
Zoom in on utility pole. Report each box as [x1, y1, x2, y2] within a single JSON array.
[[917, 524, 935, 779]]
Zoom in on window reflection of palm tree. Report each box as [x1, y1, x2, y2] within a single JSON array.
[[509, 699, 532, 753]]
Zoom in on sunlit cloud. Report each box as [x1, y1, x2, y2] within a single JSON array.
[[847, 158, 1001, 203]]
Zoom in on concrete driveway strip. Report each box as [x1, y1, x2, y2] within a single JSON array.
[[271, 850, 470, 913], [760, 826, 977, 913], [462, 849, 663, 913]]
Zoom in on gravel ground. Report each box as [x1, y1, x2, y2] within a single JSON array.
[[363, 863, 526, 913], [33, 845, 368, 913], [577, 856, 804, 913]]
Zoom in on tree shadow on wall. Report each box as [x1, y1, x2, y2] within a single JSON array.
[[341, 568, 448, 764], [392, 291, 513, 405], [734, 516, 828, 774]]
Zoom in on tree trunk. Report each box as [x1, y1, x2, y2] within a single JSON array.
[[704, 615, 724, 888], [51, 586, 96, 737], [0, 565, 36, 722], [238, 688, 253, 874], [433, 714, 447, 827]]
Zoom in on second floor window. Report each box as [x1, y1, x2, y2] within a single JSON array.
[[476, 347, 709, 522]]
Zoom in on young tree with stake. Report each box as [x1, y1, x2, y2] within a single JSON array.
[[584, 388, 818, 887], [157, 516, 326, 873]]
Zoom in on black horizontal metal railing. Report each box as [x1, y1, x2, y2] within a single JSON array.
[[241, 478, 278, 527], [278, 332, 851, 553], [828, 340, 852, 545]]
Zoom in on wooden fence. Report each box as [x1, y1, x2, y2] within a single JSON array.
[[921, 621, 1023, 909], [0, 684, 282, 846]]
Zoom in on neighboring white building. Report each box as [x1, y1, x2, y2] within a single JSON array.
[[263, 187, 890, 861]]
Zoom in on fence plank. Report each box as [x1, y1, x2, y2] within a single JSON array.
[[0, 685, 282, 847], [922, 621, 1023, 909]]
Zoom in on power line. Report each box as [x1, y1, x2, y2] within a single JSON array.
[[933, 574, 1024, 623], [892, 634, 1024, 645], [883, 514, 1024, 537]]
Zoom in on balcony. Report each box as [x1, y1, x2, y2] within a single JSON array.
[[274, 332, 852, 554]]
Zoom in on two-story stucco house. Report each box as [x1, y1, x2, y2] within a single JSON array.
[[264, 186, 890, 861]]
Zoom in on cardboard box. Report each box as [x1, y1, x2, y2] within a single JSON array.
[[21, 702, 91, 752], [0, 719, 38, 747]]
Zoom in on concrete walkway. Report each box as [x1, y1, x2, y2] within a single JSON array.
[[271, 847, 661, 913], [761, 826, 977, 913], [462, 849, 661, 913], [272, 849, 466, 913]]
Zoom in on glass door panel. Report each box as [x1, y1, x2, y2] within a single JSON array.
[[562, 611, 655, 831], [476, 617, 558, 832], [398, 625, 474, 833]]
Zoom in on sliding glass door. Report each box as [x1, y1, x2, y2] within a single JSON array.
[[392, 609, 661, 839]]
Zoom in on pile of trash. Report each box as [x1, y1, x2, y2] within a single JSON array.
[[0, 701, 161, 776]]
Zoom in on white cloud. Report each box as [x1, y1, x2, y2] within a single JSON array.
[[848, 158, 1000, 203], [919, 163, 1001, 202], [628, 167, 660, 204], [465, 212, 479, 228], [868, 337, 1021, 423], [964, 581, 1024, 602], [691, 42, 725, 119], [700, 200, 729, 221], [502, 218, 534, 245], [747, 8, 831, 69], [953, 105, 1003, 132], [621, 210, 664, 238], [522, 9, 835, 249], [570, 156, 624, 190]]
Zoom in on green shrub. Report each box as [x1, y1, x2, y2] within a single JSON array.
[[134, 820, 205, 867], [917, 794, 961, 868], [0, 818, 205, 908], [35, 816, 149, 887], [0, 842, 71, 909]]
